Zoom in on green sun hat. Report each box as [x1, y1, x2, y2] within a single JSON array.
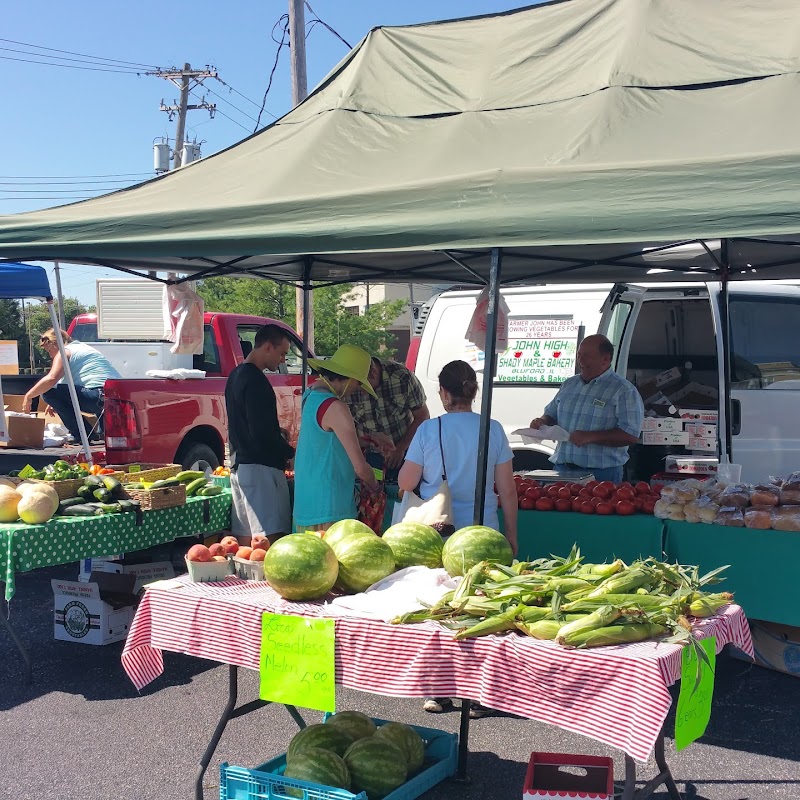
[[308, 344, 377, 398]]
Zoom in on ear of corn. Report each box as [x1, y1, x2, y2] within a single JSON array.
[[561, 622, 668, 648], [688, 592, 734, 618], [515, 619, 564, 640], [555, 605, 622, 644]]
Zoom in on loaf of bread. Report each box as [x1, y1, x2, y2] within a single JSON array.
[[715, 507, 744, 527], [750, 484, 780, 507], [717, 483, 751, 509], [661, 479, 703, 504], [744, 505, 772, 530], [771, 505, 800, 532], [779, 472, 800, 505]]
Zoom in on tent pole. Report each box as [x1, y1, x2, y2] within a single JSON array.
[[53, 261, 66, 330], [472, 248, 502, 525], [47, 303, 92, 465], [719, 240, 733, 464], [301, 262, 311, 393]]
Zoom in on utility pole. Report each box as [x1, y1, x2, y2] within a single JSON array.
[[150, 63, 217, 169], [290, 0, 315, 350], [53, 262, 66, 330]]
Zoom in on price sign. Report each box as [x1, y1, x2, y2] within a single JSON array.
[[260, 613, 336, 712], [674, 636, 716, 751]]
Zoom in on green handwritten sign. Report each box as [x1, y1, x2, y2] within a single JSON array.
[[674, 636, 716, 751], [260, 613, 336, 712]]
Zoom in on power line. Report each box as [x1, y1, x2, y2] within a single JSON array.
[[188, 87, 251, 133], [0, 54, 146, 74], [0, 37, 160, 69], [213, 75, 276, 118], [256, 16, 289, 132], [303, 2, 352, 49], [0, 45, 149, 72], [200, 85, 260, 125]]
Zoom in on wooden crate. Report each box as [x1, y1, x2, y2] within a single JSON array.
[[123, 483, 186, 511]]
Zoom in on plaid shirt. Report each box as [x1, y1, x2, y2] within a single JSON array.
[[348, 359, 426, 446], [544, 368, 644, 469]]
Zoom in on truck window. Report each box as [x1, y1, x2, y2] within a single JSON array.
[[70, 323, 101, 342], [194, 324, 220, 373], [284, 339, 308, 375], [236, 325, 261, 363], [729, 296, 800, 388]]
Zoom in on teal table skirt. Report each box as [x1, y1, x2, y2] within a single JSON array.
[[663, 520, 797, 627]]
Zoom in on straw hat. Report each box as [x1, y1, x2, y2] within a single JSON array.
[[308, 344, 377, 398]]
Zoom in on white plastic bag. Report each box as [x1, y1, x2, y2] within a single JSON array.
[[465, 286, 510, 353], [163, 283, 205, 355]]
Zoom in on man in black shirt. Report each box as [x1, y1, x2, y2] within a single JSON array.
[[225, 324, 295, 543]]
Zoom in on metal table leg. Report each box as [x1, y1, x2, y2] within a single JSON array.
[[618, 730, 682, 800], [455, 699, 472, 781], [194, 664, 306, 800], [1, 598, 32, 685]]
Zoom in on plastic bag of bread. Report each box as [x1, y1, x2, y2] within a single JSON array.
[[779, 472, 800, 505], [771, 505, 800, 532], [750, 484, 780, 507], [715, 506, 745, 527], [653, 498, 686, 520], [660, 479, 703, 504], [744, 505, 773, 530], [717, 483, 751, 509], [686, 496, 720, 525]]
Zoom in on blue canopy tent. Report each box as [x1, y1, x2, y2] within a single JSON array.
[[0, 262, 92, 463]]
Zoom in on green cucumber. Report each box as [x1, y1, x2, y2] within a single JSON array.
[[176, 470, 206, 484], [57, 498, 86, 513], [184, 477, 208, 496], [125, 482, 145, 490], [197, 485, 223, 497], [150, 477, 180, 489], [61, 504, 104, 517]]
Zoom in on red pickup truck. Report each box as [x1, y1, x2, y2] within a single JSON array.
[[68, 312, 310, 470]]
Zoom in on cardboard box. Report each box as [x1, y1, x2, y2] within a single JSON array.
[[53, 572, 137, 646], [684, 423, 717, 438], [678, 408, 719, 423], [78, 555, 124, 583], [86, 559, 175, 593], [749, 621, 800, 677], [650, 471, 711, 490], [638, 368, 683, 401], [641, 430, 689, 446], [641, 417, 683, 433], [1, 395, 45, 448], [688, 435, 718, 452], [523, 752, 614, 799], [664, 455, 718, 474]]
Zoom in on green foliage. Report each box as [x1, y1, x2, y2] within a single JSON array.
[[0, 299, 26, 367], [21, 298, 94, 371], [196, 278, 405, 357]]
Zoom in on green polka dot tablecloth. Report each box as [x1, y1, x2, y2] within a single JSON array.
[[1, 491, 231, 601]]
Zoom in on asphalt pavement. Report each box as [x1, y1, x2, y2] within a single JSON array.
[[1, 556, 798, 800]]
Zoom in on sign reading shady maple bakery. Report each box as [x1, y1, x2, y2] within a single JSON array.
[[495, 317, 580, 383]]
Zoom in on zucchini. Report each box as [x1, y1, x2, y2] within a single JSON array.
[[197, 485, 223, 497], [57, 498, 86, 513], [185, 477, 208, 497], [102, 475, 124, 497], [118, 499, 141, 512], [176, 470, 206, 484], [77, 484, 94, 500], [61, 504, 104, 517], [95, 503, 122, 514], [85, 475, 104, 488], [150, 477, 180, 489], [92, 488, 114, 503], [125, 482, 145, 490]]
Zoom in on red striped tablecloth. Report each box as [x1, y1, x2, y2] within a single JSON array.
[[121, 576, 753, 762]]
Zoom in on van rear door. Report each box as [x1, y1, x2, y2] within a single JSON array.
[[712, 284, 800, 481], [597, 284, 647, 373]]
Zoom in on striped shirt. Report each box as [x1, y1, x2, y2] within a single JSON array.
[[544, 368, 644, 469]]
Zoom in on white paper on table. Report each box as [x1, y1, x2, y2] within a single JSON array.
[[512, 425, 571, 443]]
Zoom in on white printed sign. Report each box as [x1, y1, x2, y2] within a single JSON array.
[[495, 317, 580, 383], [0, 377, 6, 442]]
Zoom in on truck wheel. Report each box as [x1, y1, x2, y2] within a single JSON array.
[[178, 443, 220, 472]]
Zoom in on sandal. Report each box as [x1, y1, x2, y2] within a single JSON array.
[[423, 697, 453, 713]]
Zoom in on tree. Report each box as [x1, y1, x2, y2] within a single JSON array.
[[21, 298, 95, 371], [196, 278, 405, 357], [0, 299, 26, 368]]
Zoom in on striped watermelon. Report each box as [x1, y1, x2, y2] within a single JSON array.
[[262, 534, 338, 600], [375, 721, 425, 773], [330, 534, 396, 594], [344, 738, 408, 799], [323, 519, 376, 551], [442, 525, 513, 577], [283, 746, 351, 791], [287, 723, 354, 762], [325, 710, 377, 741], [382, 522, 443, 569]]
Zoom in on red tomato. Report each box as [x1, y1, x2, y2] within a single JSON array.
[[618, 481, 634, 490], [616, 487, 636, 502], [524, 487, 542, 501], [571, 497, 584, 512], [642, 499, 657, 515], [535, 497, 555, 512], [635, 481, 652, 495], [567, 482, 583, 495], [519, 497, 536, 511], [616, 500, 636, 516], [552, 481, 566, 490], [596, 502, 614, 515], [632, 497, 645, 512], [592, 484, 612, 499], [555, 497, 572, 512], [590, 496, 605, 507], [578, 487, 594, 499], [557, 487, 572, 500], [580, 501, 595, 514], [546, 485, 562, 499], [585, 480, 599, 491], [599, 480, 616, 492], [513, 475, 523, 486]]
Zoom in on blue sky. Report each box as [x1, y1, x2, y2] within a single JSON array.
[[3, 0, 527, 305]]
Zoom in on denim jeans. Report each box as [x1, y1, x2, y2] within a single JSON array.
[[42, 384, 103, 440]]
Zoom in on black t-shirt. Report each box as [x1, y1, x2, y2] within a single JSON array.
[[225, 363, 295, 470]]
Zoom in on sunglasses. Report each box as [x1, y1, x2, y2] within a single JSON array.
[[40, 338, 52, 345]]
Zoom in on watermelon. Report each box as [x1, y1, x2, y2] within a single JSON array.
[[374, 721, 425, 773], [323, 519, 376, 551], [325, 710, 377, 741], [330, 535, 396, 594], [442, 525, 513, 577], [382, 522, 444, 570], [287, 723, 354, 762], [262, 534, 338, 600], [344, 737, 408, 799], [283, 747, 351, 791]]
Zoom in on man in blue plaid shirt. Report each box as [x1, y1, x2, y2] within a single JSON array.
[[530, 335, 644, 483]]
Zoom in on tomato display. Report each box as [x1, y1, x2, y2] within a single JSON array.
[[516, 477, 658, 515]]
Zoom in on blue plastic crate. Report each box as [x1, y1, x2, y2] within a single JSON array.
[[220, 717, 458, 800]]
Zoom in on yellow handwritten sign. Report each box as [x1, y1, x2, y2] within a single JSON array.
[[260, 613, 336, 712], [675, 636, 716, 751]]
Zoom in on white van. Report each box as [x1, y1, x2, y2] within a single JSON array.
[[408, 282, 800, 483]]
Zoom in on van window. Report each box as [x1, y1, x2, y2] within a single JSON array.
[[730, 296, 800, 388], [605, 302, 634, 370]]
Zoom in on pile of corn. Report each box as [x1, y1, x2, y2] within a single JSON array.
[[392, 548, 733, 650]]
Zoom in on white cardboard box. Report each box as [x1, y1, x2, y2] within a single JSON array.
[[78, 555, 124, 583], [684, 423, 717, 438], [641, 417, 684, 433], [53, 573, 137, 646], [678, 408, 719, 423], [642, 430, 689, 446], [688, 436, 718, 452], [90, 560, 175, 593], [664, 455, 719, 474]]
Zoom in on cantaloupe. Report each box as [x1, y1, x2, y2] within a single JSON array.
[[17, 491, 55, 524], [16, 481, 59, 516], [0, 476, 18, 490], [0, 487, 21, 523]]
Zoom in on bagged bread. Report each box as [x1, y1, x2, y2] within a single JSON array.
[[779, 472, 800, 505], [750, 484, 780, 507], [771, 505, 800, 532], [715, 506, 745, 527], [744, 505, 773, 530], [717, 483, 751, 509], [661, 479, 703, 504], [687, 495, 720, 524]]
